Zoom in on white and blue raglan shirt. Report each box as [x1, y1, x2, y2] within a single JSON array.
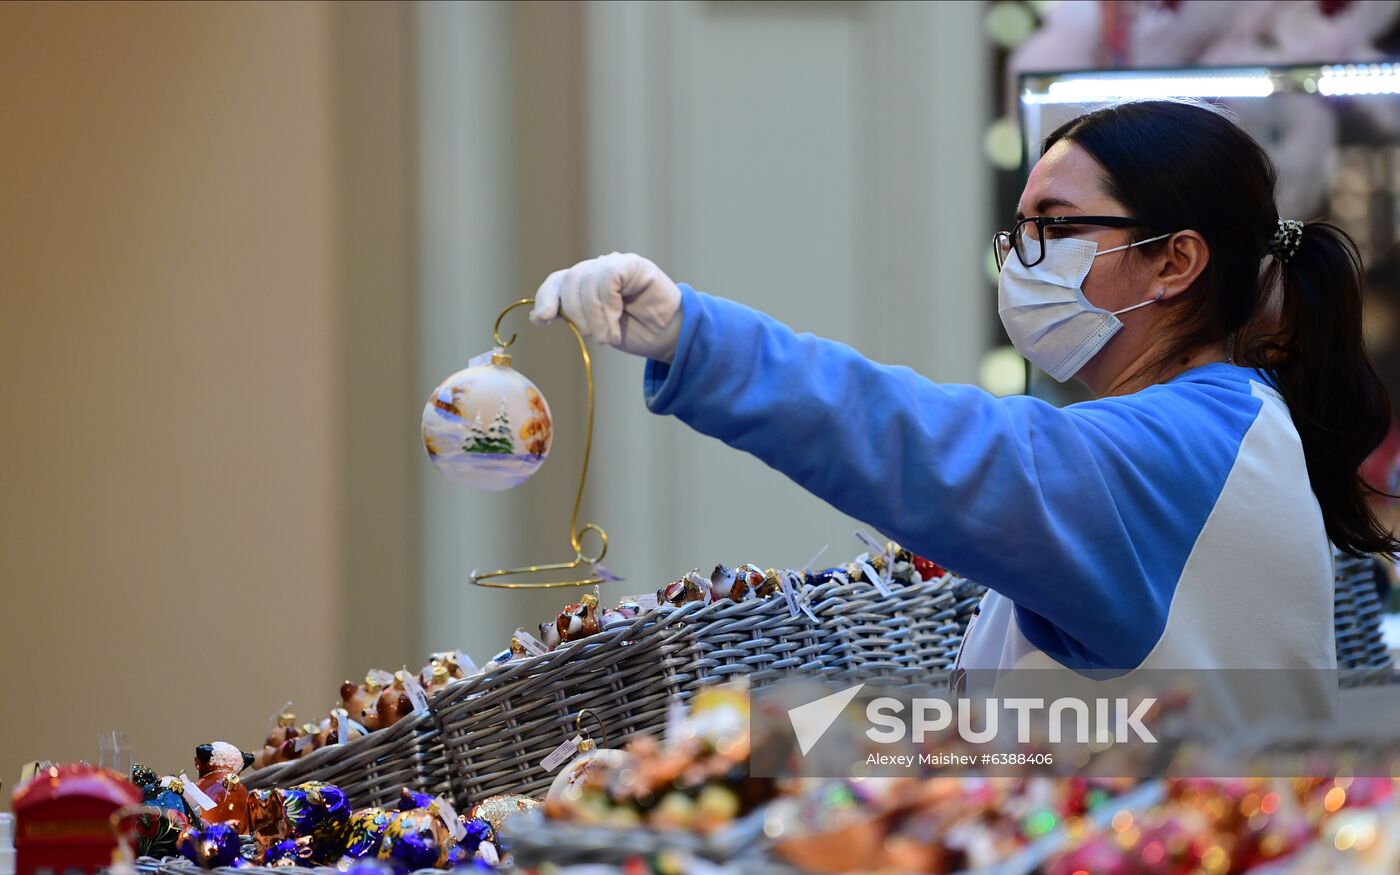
[[644, 286, 1337, 709]]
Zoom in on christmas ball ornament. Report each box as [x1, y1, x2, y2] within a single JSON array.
[[422, 350, 553, 492]]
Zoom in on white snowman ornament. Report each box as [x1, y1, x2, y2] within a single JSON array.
[[422, 349, 553, 491]]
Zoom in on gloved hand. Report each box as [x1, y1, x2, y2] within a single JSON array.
[[529, 252, 683, 362]]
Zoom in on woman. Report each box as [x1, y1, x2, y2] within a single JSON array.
[[530, 100, 1398, 687]]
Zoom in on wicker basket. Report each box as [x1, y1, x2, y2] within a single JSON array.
[[429, 605, 695, 807], [238, 571, 985, 811], [241, 708, 449, 812], [1334, 550, 1393, 672]]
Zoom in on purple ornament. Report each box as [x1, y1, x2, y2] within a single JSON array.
[[176, 823, 248, 869]]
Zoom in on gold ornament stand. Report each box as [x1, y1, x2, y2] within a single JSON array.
[[469, 299, 609, 589]]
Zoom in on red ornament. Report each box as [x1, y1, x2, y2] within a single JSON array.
[[11, 763, 142, 875], [911, 554, 946, 581]]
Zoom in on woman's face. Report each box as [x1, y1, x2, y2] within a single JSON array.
[[1013, 140, 1173, 391], [1014, 140, 1159, 313]]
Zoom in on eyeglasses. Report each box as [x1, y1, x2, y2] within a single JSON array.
[[993, 216, 1146, 270]]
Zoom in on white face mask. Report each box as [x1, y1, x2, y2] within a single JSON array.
[[996, 233, 1171, 382]]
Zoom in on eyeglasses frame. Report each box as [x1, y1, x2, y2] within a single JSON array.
[[993, 215, 1149, 270]]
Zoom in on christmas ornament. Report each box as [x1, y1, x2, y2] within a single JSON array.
[[422, 353, 553, 492], [426, 299, 612, 589], [192, 742, 254, 832], [546, 708, 628, 805], [467, 794, 542, 833], [176, 822, 247, 869]]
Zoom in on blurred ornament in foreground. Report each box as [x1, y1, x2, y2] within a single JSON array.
[[422, 351, 553, 491]]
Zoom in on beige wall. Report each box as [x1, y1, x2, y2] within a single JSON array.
[[0, 0, 400, 802], [0, 0, 992, 808]]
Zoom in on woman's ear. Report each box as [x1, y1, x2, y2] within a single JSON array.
[[1156, 230, 1210, 300]]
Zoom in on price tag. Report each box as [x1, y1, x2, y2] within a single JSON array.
[[468, 347, 502, 368], [514, 629, 549, 657], [854, 529, 884, 553], [266, 700, 293, 731], [665, 697, 687, 748], [540, 734, 582, 772], [432, 796, 467, 841], [178, 772, 216, 812], [335, 710, 350, 745], [402, 674, 431, 714], [780, 571, 802, 618], [478, 842, 500, 865], [632, 593, 659, 611], [859, 560, 892, 597], [455, 650, 479, 676], [592, 563, 623, 582], [293, 735, 316, 753], [367, 669, 394, 688], [800, 571, 817, 624]]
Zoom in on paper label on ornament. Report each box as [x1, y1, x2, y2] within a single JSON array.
[[478, 842, 500, 865], [780, 570, 802, 618], [367, 669, 394, 688], [592, 562, 623, 582], [853, 529, 884, 554], [665, 697, 687, 748], [456, 650, 479, 675], [786, 570, 821, 621], [467, 348, 500, 368], [514, 628, 549, 656], [403, 675, 431, 714], [432, 796, 467, 841], [859, 560, 892, 597], [336, 711, 350, 745], [540, 734, 582, 772], [682, 858, 729, 875], [631, 593, 659, 611], [267, 700, 293, 731], [178, 773, 216, 811], [802, 543, 830, 573], [294, 734, 315, 753]]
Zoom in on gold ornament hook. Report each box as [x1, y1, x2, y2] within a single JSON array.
[[575, 707, 608, 748], [471, 299, 611, 589]]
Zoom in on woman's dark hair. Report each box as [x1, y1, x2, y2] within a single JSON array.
[[1044, 99, 1398, 558]]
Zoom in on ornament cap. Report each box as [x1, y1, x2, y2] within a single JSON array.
[[491, 350, 512, 367]]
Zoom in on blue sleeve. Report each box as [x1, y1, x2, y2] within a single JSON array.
[[644, 286, 1261, 669]]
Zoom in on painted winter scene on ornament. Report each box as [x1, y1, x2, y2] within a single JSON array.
[[422, 358, 553, 491]]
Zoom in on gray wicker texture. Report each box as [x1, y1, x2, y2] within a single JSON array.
[[430, 605, 694, 807], [658, 578, 843, 693], [241, 708, 449, 811], [238, 571, 988, 813], [1333, 550, 1393, 671]]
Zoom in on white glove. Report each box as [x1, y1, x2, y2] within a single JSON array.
[[529, 252, 683, 362]]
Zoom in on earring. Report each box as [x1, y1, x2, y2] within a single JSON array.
[[1155, 287, 1166, 301]]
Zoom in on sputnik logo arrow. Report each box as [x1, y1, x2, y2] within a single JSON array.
[[787, 683, 865, 755]]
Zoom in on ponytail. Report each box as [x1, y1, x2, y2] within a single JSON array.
[[1049, 102, 1399, 559], [1245, 221, 1400, 558]]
